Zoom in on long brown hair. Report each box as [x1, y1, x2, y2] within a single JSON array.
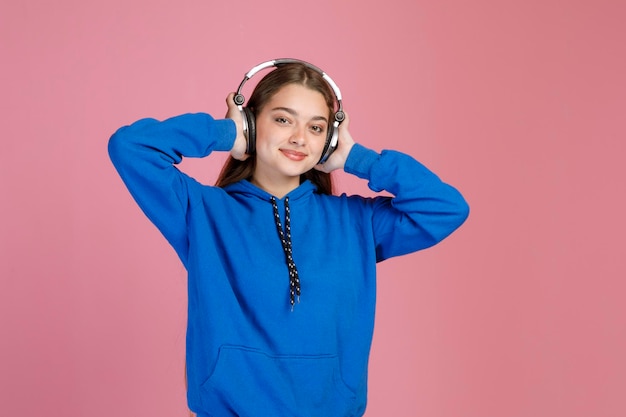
[[215, 63, 336, 195]]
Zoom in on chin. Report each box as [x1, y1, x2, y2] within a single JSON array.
[[281, 162, 317, 177]]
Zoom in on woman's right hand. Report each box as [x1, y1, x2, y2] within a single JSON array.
[[225, 92, 249, 161], [315, 111, 355, 173]]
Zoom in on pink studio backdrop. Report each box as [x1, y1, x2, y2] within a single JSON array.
[[2, 1, 625, 416]]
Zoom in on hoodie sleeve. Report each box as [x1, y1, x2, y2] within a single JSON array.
[[108, 113, 236, 263], [344, 143, 470, 262]]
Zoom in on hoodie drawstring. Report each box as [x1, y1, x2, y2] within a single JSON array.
[[270, 196, 301, 309]]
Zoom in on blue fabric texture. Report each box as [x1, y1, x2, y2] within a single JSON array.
[[108, 113, 469, 416]]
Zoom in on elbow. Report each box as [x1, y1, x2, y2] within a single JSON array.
[[440, 194, 470, 240], [108, 131, 121, 166], [430, 193, 470, 244], [455, 197, 470, 227], [107, 125, 136, 167], [447, 190, 470, 230], [108, 118, 157, 164]]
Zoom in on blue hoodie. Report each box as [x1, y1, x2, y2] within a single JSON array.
[[108, 113, 469, 417]]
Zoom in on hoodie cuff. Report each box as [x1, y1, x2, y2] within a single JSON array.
[[344, 143, 379, 180], [208, 118, 237, 152]]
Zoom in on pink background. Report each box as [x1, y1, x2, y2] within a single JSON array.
[[2, 1, 625, 416]]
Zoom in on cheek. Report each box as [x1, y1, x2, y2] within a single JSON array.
[[253, 124, 275, 148], [312, 135, 328, 153]]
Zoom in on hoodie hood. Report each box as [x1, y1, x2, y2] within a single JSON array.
[[222, 178, 318, 202], [222, 179, 318, 309]]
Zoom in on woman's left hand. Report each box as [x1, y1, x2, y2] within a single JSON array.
[[315, 112, 355, 173], [225, 92, 249, 161]]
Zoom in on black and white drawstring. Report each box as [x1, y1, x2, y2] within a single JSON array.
[[270, 196, 301, 310]]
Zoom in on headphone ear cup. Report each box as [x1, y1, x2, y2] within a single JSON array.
[[318, 121, 339, 164], [242, 107, 256, 155]]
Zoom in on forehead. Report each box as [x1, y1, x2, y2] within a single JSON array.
[[266, 84, 329, 114]]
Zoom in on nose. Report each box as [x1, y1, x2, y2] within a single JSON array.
[[289, 124, 306, 146]]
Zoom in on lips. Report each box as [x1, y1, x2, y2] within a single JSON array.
[[280, 149, 307, 161]]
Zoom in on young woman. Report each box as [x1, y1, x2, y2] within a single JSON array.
[[109, 59, 469, 417]]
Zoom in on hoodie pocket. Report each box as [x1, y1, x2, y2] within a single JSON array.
[[201, 345, 357, 417]]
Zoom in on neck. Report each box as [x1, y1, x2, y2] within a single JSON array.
[[250, 175, 299, 199]]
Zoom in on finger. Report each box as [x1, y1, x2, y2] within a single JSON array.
[[225, 93, 240, 118], [225, 92, 239, 110]]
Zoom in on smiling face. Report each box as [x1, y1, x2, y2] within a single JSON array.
[[216, 62, 337, 195], [251, 83, 330, 196]]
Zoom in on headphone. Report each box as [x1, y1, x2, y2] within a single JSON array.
[[233, 58, 345, 164]]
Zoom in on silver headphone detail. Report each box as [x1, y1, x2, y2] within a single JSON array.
[[233, 58, 344, 164]]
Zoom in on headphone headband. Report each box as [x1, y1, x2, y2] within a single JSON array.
[[234, 58, 343, 116]]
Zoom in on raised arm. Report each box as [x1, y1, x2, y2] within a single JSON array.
[[345, 142, 469, 262], [108, 113, 236, 263]]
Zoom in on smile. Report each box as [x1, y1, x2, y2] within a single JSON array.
[[280, 149, 307, 161]]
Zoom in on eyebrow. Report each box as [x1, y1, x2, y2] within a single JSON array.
[[271, 107, 329, 124]]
